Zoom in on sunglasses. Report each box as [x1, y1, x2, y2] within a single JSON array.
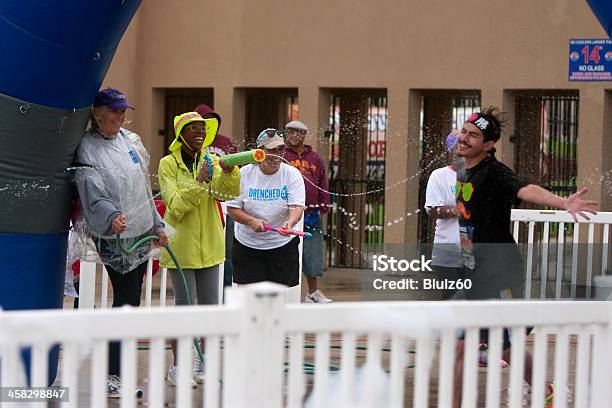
[[184, 124, 207, 133], [257, 128, 284, 144], [260, 129, 284, 138]]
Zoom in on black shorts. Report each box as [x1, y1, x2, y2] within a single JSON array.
[[231, 237, 300, 287], [463, 244, 526, 300], [459, 244, 530, 349], [432, 265, 465, 300]]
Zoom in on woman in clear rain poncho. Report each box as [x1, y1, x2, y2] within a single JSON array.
[[74, 87, 168, 398]]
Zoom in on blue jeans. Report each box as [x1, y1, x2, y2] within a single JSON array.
[[302, 219, 324, 278]]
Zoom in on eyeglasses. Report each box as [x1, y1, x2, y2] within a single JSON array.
[[184, 124, 207, 133], [285, 128, 307, 135]]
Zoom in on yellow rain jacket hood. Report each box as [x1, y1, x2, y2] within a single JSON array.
[[169, 111, 219, 153]]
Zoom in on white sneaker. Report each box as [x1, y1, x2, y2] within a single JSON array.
[[106, 375, 144, 399], [193, 355, 205, 384], [167, 365, 197, 388], [305, 290, 333, 303]]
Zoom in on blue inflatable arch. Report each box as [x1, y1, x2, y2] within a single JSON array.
[[587, 0, 612, 37], [0, 0, 141, 384]]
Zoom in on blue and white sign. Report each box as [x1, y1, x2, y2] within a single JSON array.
[[569, 39, 612, 81]]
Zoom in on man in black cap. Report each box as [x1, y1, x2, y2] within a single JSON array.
[[452, 106, 597, 408]]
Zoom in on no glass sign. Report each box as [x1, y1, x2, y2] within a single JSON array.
[[568, 39, 612, 81]]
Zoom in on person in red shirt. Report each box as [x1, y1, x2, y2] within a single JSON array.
[[283, 120, 332, 303]]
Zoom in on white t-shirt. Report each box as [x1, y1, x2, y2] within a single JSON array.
[[425, 166, 461, 267], [226, 163, 305, 250]]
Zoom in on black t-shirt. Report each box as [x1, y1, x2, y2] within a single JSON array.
[[456, 155, 528, 269], [181, 150, 196, 174]]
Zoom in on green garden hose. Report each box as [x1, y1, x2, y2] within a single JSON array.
[[116, 234, 205, 365]]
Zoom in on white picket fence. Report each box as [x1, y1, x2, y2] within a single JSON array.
[[75, 215, 305, 309], [73, 210, 612, 308], [511, 210, 612, 300], [77, 258, 184, 309], [2, 283, 612, 407]]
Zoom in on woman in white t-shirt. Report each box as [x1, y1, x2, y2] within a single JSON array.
[[424, 131, 463, 299], [226, 128, 305, 286]]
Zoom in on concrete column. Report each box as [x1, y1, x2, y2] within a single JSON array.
[[297, 86, 319, 151], [317, 89, 333, 161], [148, 88, 166, 189], [577, 87, 607, 210], [103, 12, 141, 119], [384, 87, 410, 244], [297, 86, 332, 160], [230, 88, 247, 150], [406, 90, 423, 244], [213, 85, 240, 145], [574, 88, 607, 282], [131, 86, 165, 189]]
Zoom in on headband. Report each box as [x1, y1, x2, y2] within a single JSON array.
[[466, 112, 500, 141]]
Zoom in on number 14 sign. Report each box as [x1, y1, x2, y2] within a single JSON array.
[[569, 39, 612, 81]]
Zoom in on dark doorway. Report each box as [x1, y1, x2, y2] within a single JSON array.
[[243, 88, 298, 148], [326, 90, 387, 268], [514, 91, 579, 201]]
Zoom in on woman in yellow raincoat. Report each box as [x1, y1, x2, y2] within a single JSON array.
[[158, 111, 240, 386]]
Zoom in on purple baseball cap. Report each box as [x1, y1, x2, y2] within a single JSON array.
[[93, 87, 135, 110]]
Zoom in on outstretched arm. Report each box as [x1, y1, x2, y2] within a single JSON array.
[[517, 185, 598, 221]]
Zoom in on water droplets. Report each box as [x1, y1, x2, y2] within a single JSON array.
[[0, 181, 53, 199], [61, 150, 441, 247]]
